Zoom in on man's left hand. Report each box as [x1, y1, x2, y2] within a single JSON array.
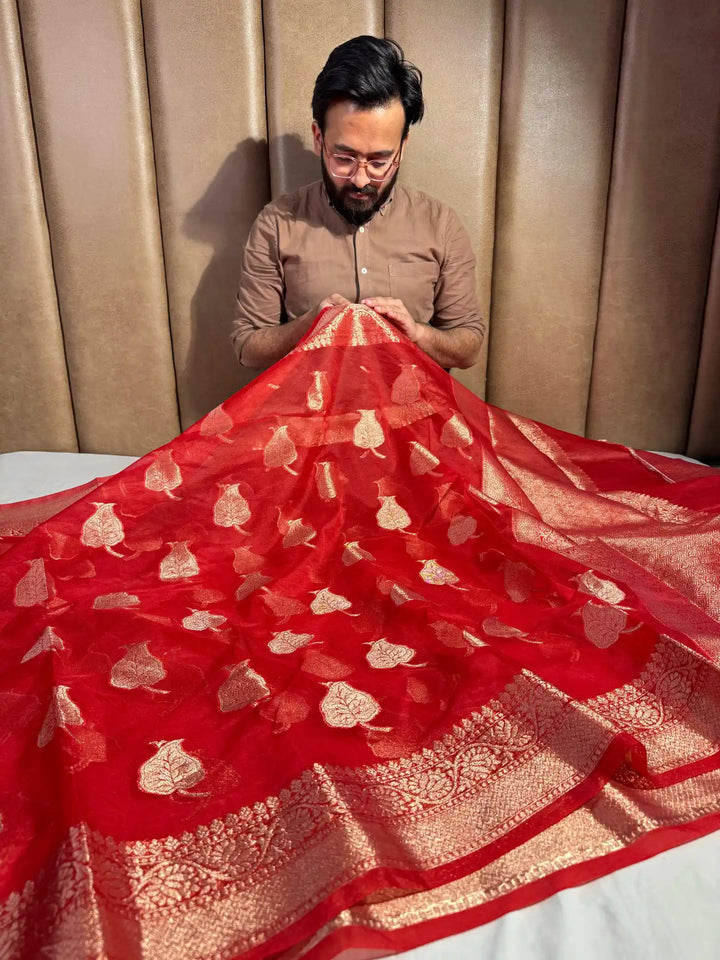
[[361, 297, 421, 343]]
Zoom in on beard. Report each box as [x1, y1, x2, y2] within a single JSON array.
[[321, 156, 399, 227]]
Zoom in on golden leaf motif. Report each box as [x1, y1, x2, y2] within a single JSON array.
[[376, 495, 411, 530], [93, 592, 140, 609], [282, 517, 317, 549], [430, 620, 466, 647], [306, 370, 329, 411], [409, 441, 440, 476], [353, 409, 386, 458], [235, 572, 272, 602], [315, 461, 340, 500], [159, 542, 199, 581], [262, 592, 306, 617], [214, 485, 251, 531], [577, 571, 626, 605], [264, 425, 298, 474], [390, 582, 423, 605], [14, 558, 49, 607], [366, 638, 423, 669], [441, 413, 473, 451], [138, 739, 206, 795], [268, 631, 315, 654], [200, 403, 233, 438], [391, 365, 420, 404], [448, 514, 478, 545], [144, 450, 182, 499], [81, 503, 125, 556], [182, 609, 226, 631], [503, 560, 534, 602], [482, 618, 526, 638], [21, 626, 64, 663], [581, 602, 627, 648], [419, 559, 460, 586], [463, 629, 486, 647], [217, 662, 270, 712], [342, 541, 375, 566], [38, 685, 84, 748], [111, 643, 166, 689], [320, 681, 383, 728], [232, 547, 264, 575], [311, 588, 353, 615]]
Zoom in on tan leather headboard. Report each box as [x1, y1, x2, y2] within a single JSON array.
[[2, 0, 719, 460]]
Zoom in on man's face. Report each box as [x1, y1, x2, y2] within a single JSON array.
[[312, 98, 407, 226]]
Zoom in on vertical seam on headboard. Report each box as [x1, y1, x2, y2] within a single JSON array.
[[583, 0, 629, 440], [484, 0, 508, 403], [14, 0, 80, 452], [684, 186, 720, 457], [260, 0, 273, 198], [137, 0, 183, 433]]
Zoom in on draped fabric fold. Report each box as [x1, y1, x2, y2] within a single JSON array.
[[1, 304, 719, 959]]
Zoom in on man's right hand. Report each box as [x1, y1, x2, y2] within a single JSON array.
[[239, 294, 352, 368], [316, 293, 351, 318]]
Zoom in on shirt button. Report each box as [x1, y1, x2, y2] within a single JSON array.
[[359, 226, 365, 233], [361, 267, 367, 274]]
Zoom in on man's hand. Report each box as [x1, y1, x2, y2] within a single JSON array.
[[361, 296, 481, 369], [239, 294, 350, 368], [317, 293, 351, 321], [361, 297, 420, 342]]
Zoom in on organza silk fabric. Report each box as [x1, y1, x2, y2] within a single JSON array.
[[1, 304, 719, 959]]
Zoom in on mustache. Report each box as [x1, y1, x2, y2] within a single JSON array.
[[343, 184, 378, 197]]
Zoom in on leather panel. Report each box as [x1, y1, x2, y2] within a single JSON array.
[[263, 0, 383, 199], [386, 0, 504, 399], [687, 208, 720, 462], [586, 0, 720, 452], [0, 0, 76, 453], [17, 0, 180, 454], [141, 0, 270, 429], [487, 0, 625, 435]]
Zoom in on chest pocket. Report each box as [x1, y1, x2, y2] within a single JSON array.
[[284, 261, 356, 320], [283, 261, 332, 320], [388, 261, 440, 323]]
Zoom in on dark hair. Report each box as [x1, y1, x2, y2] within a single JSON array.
[[312, 36, 424, 139]]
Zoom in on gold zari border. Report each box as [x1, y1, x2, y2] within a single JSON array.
[[1, 639, 719, 959]]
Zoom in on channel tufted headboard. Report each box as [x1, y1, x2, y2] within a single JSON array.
[[2, 0, 719, 459]]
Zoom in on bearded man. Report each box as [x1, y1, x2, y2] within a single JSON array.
[[232, 35, 484, 370]]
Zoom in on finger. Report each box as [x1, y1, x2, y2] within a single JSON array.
[[362, 298, 401, 308]]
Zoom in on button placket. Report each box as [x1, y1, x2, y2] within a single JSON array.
[[355, 224, 370, 298]]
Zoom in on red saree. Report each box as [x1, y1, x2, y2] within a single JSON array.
[[1, 303, 719, 960]]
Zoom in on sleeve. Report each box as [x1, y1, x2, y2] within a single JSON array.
[[231, 205, 285, 366], [432, 207, 486, 342]]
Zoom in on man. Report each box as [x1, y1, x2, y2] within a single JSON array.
[[232, 36, 484, 370]]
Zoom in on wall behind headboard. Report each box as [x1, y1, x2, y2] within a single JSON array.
[[1, 0, 719, 459]]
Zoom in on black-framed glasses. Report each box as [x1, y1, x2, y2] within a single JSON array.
[[321, 135, 403, 183]]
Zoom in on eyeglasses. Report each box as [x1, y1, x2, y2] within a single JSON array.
[[321, 135, 403, 183]]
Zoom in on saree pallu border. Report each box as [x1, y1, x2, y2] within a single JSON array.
[[1, 638, 719, 960], [297, 771, 720, 960]]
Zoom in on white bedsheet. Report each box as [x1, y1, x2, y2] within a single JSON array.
[[1, 450, 718, 959]]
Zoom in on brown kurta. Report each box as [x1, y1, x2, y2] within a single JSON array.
[[232, 180, 483, 365]]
